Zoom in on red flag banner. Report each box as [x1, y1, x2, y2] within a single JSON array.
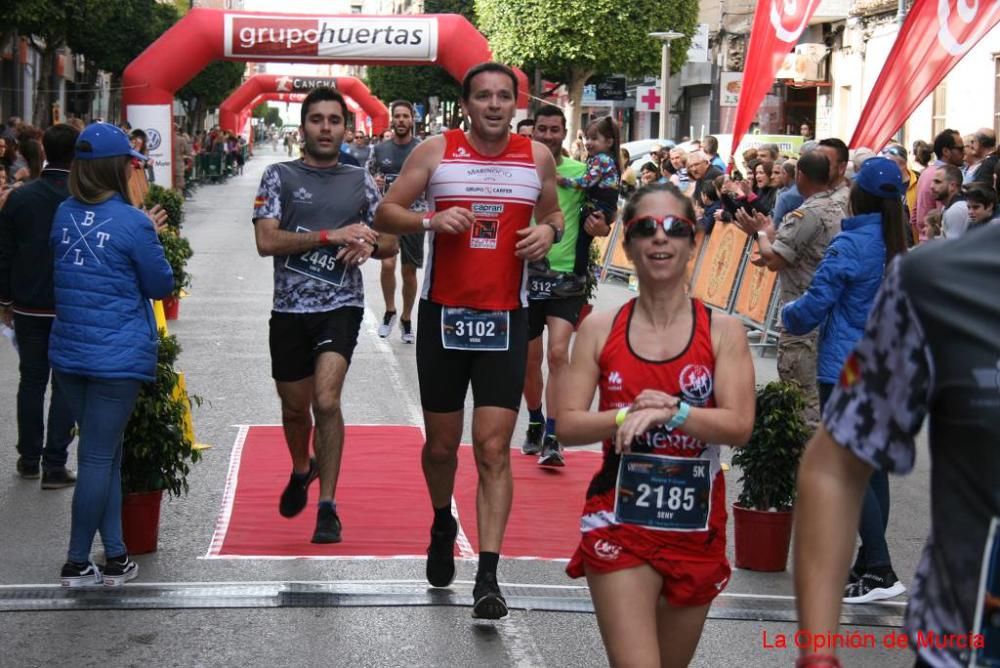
[[731, 0, 824, 156], [850, 0, 1000, 149]]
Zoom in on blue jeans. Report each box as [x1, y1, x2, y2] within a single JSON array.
[[56, 372, 141, 563], [819, 382, 893, 570], [14, 314, 75, 470]]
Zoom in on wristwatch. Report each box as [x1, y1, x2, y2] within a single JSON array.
[[665, 401, 691, 432], [543, 221, 563, 243], [421, 215, 433, 230]]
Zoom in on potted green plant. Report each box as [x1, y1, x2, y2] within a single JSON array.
[[158, 231, 193, 320], [121, 331, 202, 554], [730, 381, 810, 571], [144, 184, 184, 233]]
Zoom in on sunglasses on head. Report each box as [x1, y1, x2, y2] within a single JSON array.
[[882, 146, 906, 160], [624, 215, 695, 240]]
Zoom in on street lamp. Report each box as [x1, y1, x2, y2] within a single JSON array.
[[649, 31, 684, 141]]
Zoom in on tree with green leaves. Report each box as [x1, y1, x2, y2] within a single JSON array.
[[177, 61, 245, 133], [476, 0, 699, 142], [365, 0, 474, 130], [252, 105, 283, 128], [5, 0, 180, 126]]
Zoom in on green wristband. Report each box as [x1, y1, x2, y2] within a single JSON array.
[[615, 407, 629, 427]]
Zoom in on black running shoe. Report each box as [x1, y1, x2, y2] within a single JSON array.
[[537, 436, 565, 467], [843, 569, 906, 604], [311, 505, 342, 544], [102, 554, 139, 587], [16, 457, 40, 480], [472, 572, 509, 619], [60, 561, 102, 588], [521, 422, 543, 455], [279, 458, 319, 518], [426, 518, 458, 587], [41, 468, 77, 489]]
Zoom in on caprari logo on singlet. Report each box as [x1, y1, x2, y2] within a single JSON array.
[[454, 146, 470, 158], [472, 203, 504, 216]]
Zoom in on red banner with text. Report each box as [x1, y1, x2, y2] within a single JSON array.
[[730, 0, 824, 156], [850, 0, 1000, 149]]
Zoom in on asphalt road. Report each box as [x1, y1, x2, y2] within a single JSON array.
[[0, 146, 932, 667]]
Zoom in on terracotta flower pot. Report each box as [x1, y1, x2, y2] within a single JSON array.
[[732, 504, 794, 572], [121, 489, 164, 555], [162, 295, 180, 320]]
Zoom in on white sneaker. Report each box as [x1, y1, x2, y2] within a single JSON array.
[[400, 319, 415, 344], [378, 312, 397, 338]]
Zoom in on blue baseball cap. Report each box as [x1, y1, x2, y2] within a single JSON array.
[[75, 122, 147, 161], [853, 156, 903, 199]]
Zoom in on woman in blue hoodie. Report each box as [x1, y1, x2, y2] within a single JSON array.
[[49, 123, 173, 587], [782, 156, 907, 605]]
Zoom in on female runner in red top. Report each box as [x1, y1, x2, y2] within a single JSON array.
[[558, 182, 755, 667]]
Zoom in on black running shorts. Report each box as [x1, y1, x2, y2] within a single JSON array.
[[528, 296, 586, 340], [416, 299, 528, 412], [399, 231, 426, 268], [269, 307, 363, 382]]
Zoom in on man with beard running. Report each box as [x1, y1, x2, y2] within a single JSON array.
[[374, 62, 563, 619], [252, 87, 398, 544], [369, 100, 426, 343]]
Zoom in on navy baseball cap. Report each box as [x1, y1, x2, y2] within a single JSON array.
[[854, 156, 903, 199], [75, 122, 147, 161]]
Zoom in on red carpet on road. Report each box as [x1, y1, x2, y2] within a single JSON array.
[[207, 425, 600, 560]]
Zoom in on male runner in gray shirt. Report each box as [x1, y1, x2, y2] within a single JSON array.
[[367, 100, 427, 344], [253, 87, 398, 544]]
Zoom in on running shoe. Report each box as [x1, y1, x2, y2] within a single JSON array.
[[521, 422, 544, 455], [279, 458, 319, 518], [311, 505, 343, 544], [378, 311, 397, 338], [400, 319, 415, 344], [843, 569, 906, 604], [16, 457, 40, 479], [60, 561, 102, 588], [538, 436, 565, 467], [472, 572, 509, 619], [102, 554, 139, 587], [426, 518, 458, 588], [41, 467, 77, 489]]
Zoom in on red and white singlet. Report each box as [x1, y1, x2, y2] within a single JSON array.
[[567, 298, 728, 577], [423, 129, 541, 311]]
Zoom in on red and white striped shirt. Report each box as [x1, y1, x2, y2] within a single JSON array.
[[423, 129, 541, 310]]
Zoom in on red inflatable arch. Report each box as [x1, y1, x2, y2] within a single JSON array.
[[233, 93, 372, 142], [122, 8, 528, 186], [219, 74, 389, 136]]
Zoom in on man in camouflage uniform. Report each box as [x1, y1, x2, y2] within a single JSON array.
[[817, 137, 851, 217], [736, 151, 845, 426]]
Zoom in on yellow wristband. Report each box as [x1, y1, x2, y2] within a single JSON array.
[[615, 407, 629, 427]]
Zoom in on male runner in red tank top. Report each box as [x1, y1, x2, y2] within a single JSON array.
[[374, 62, 563, 619]]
